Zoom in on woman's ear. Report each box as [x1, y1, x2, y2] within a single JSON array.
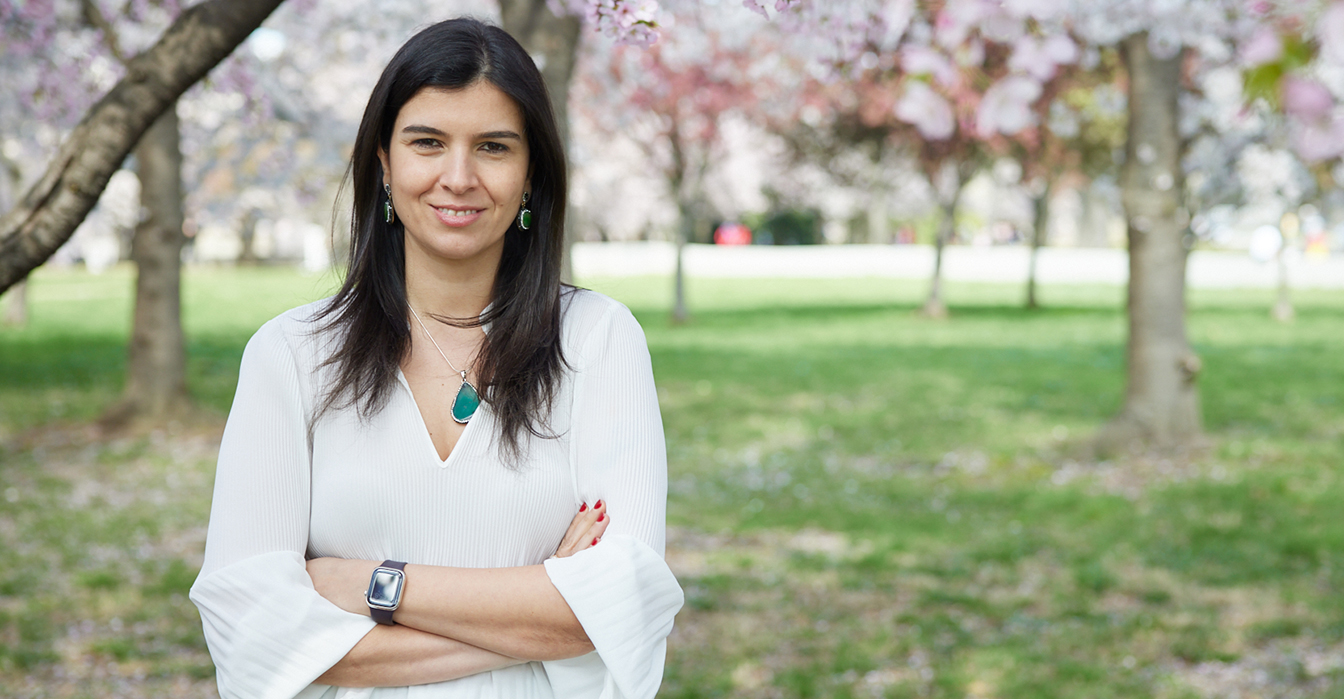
[[377, 148, 391, 185]]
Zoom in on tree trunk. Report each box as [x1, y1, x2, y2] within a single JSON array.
[[1272, 244, 1294, 322], [866, 192, 889, 244], [1098, 34, 1201, 453], [1026, 188, 1049, 310], [2, 280, 27, 327], [239, 208, 261, 265], [105, 110, 190, 424], [0, 153, 23, 326], [672, 200, 692, 325], [0, 0, 284, 294], [924, 197, 956, 321], [499, 0, 582, 284]]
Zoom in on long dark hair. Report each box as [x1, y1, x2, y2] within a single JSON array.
[[316, 17, 569, 462]]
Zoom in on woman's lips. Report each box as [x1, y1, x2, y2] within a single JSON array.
[[434, 206, 483, 228]]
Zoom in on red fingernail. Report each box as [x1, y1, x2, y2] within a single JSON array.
[[579, 503, 587, 512], [592, 537, 599, 546], [595, 500, 603, 509]]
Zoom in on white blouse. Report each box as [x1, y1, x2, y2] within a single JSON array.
[[190, 289, 684, 699]]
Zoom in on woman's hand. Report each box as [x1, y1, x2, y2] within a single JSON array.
[[307, 557, 380, 617], [552, 500, 610, 558]]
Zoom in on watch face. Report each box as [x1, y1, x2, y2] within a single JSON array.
[[367, 568, 404, 609]]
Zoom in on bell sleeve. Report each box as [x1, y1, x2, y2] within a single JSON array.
[[542, 300, 685, 699], [189, 317, 375, 699]]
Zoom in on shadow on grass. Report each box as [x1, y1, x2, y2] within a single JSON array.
[[0, 332, 257, 432]]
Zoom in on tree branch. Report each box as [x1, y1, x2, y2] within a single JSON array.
[[0, 0, 284, 293], [80, 0, 128, 64]]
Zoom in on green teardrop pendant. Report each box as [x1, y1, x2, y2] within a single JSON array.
[[451, 380, 479, 424], [520, 209, 532, 229]]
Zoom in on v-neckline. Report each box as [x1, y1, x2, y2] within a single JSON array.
[[396, 368, 477, 468]]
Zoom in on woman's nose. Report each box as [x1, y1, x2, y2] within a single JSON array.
[[437, 148, 478, 193]]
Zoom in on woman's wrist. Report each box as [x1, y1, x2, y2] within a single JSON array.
[[308, 557, 382, 618]]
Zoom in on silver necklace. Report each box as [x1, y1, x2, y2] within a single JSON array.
[[409, 306, 480, 424]]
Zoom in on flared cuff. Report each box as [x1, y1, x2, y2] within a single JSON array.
[[191, 550, 376, 699], [542, 536, 684, 699]]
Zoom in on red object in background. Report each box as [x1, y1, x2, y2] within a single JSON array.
[[714, 222, 752, 245]]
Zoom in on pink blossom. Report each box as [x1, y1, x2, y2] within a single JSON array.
[[1319, 2, 1344, 66], [742, 0, 769, 19], [979, 9, 1024, 44], [1238, 26, 1282, 67], [976, 75, 1042, 137], [902, 44, 957, 86], [1008, 36, 1057, 81], [894, 80, 955, 140], [1282, 76, 1334, 122], [1290, 112, 1344, 162], [584, 0, 661, 45], [1042, 34, 1077, 64], [954, 38, 985, 68], [935, 0, 988, 49]]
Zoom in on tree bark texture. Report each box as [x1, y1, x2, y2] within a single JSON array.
[[499, 0, 582, 283], [112, 110, 189, 421], [1100, 34, 1201, 452], [0, 153, 23, 326], [0, 0, 285, 294], [1026, 189, 1049, 310]]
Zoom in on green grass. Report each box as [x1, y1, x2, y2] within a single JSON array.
[[1, 265, 1342, 697]]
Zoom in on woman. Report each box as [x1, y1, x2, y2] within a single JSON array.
[[190, 18, 683, 699]]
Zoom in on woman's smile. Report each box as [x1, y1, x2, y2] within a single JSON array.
[[433, 205, 485, 227]]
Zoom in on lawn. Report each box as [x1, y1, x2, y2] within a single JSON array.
[[1, 264, 1342, 698]]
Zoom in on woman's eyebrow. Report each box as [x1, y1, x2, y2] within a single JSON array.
[[401, 124, 446, 136], [477, 130, 523, 141]]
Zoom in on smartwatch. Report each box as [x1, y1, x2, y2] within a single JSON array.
[[365, 560, 407, 625]]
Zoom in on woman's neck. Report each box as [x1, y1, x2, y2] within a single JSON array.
[[404, 254, 496, 320]]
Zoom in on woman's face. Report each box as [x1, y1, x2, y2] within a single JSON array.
[[379, 82, 530, 274]]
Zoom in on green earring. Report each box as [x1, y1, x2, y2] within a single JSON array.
[[517, 192, 532, 230], [384, 183, 395, 224]]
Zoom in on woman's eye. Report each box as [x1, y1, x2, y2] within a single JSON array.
[[480, 142, 509, 154], [412, 138, 441, 149]]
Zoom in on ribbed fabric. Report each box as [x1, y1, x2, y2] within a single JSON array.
[[190, 290, 684, 699]]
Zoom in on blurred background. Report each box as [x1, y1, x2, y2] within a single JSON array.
[[1, 0, 1343, 697]]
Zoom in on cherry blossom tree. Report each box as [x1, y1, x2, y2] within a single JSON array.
[[0, 0, 285, 293], [573, 1, 778, 322], [1019, 56, 1126, 309], [774, 1, 1088, 317]]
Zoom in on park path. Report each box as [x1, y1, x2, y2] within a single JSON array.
[[573, 242, 1344, 289]]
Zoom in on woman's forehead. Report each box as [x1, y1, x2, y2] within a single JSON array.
[[394, 82, 526, 134]]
